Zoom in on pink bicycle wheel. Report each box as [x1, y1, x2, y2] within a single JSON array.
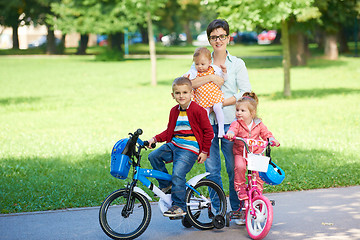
[[245, 195, 273, 240]]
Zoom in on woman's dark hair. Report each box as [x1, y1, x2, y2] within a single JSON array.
[[206, 19, 230, 38]]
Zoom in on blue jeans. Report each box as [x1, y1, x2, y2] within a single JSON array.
[[148, 142, 197, 211], [205, 124, 240, 211]]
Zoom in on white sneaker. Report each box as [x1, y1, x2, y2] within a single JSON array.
[[235, 218, 246, 225]]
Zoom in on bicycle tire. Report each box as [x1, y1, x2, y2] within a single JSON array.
[[246, 195, 273, 240], [185, 179, 227, 230], [99, 188, 151, 240]]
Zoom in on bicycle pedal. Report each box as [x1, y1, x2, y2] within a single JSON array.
[[270, 200, 276, 206], [229, 211, 243, 219], [169, 216, 183, 220]]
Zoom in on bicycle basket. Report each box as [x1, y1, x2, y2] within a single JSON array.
[[110, 138, 132, 179], [247, 153, 270, 172], [259, 160, 285, 185]]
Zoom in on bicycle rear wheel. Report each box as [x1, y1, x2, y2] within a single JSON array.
[[185, 179, 227, 230], [246, 195, 273, 240], [99, 188, 151, 240]]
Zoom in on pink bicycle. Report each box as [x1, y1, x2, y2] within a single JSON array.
[[224, 136, 285, 240]]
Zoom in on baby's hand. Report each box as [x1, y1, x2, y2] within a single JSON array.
[[220, 64, 227, 73], [183, 73, 190, 79], [225, 132, 235, 140]]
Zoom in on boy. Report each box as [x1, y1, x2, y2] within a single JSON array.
[[147, 77, 214, 217]]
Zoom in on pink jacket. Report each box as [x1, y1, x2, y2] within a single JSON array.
[[228, 118, 276, 156]]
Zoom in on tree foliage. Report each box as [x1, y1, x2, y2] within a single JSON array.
[[205, 0, 320, 97], [50, 0, 166, 35]]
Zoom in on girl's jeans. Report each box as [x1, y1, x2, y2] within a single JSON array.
[[148, 142, 197, 212], [205, 124, 240, 211], [234, 154, 264, 200]]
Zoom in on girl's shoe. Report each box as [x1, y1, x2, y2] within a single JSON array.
[[235, 218, 245, 225]]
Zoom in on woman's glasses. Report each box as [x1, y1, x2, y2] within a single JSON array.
[[208, 34, 228, 42]]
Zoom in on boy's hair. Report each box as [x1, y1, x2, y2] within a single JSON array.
[[172, 77, 192, 91], [193, 47, 211, 62], [236, 92, 259, 119], [206, 19, 230, 38]]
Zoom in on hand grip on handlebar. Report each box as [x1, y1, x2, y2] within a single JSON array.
[[143, 141, 156, 149], [223, 135, 235, 141]]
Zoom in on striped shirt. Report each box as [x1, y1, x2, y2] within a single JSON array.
[[171, 109, 200, 154]]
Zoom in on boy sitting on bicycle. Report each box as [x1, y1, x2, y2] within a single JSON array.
[[147, 77, 214, 217]]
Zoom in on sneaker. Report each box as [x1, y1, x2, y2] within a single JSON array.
[[235, 208, 246, 225], [235, 218, 246, 225], [163, 205, 186, 217]]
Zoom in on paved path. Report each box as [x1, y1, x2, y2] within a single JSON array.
[[1, 186, 360, 240]]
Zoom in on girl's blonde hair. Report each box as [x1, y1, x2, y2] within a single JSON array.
[[236, 92, 259, 119]]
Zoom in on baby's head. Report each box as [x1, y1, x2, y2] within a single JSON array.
[[193, 47, 212, 73], [236, 92, 259, 120]]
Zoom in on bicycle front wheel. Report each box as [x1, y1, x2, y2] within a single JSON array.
[[99, 188, 151, 240], [185, 179, 227, 230], [246, 195, 273, 240]]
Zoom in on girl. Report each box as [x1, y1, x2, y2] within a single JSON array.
[[184, 47, 227, 137], [226, 92, 280, 222]]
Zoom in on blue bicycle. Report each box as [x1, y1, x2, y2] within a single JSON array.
[[99, 129, 227, 240]]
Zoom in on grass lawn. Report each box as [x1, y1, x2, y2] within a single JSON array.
[[1, 45, 360, 214]]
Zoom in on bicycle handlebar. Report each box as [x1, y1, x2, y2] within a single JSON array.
[[143, 141, 156, 149], [223, 135, 274, 154]]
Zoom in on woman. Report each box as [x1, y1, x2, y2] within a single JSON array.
[[192, 19, 251, 212]]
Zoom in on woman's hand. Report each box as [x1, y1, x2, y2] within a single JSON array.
[[192, 74, 224, 89]]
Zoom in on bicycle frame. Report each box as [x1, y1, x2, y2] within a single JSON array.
[[246, 170, 262, 217], [122, 133, 211, 215]]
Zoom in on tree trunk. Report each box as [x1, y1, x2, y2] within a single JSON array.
[[146, 2, 157, 86], [290, 32, 307, 66], [338, 26, 349, 53], [304, 36, 311, 58], [140, 27, 149, 44], [46, 25, 57, 54], [11, 24, 19, 50], [281, 20, 291, 97], [76, 34, 89, 55], [58, 34, 66, 54], [109, 32, 123, 52], [184, 22, 192, 44], [324, 33, 338, 60], [315, 29, 324, 50]]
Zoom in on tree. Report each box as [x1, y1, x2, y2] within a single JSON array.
[[0, 0, 27, 49], [51, 0, 166, 84], [207, 0, 319, 97], [156, 0, 206, 45], [314, 0, 360, 60]]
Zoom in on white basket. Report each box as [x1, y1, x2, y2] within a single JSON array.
[[247, 153, 270, 172]]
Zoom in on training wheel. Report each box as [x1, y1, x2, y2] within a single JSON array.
[[213, 215, 225, 229], [182, 216, 192, 228]]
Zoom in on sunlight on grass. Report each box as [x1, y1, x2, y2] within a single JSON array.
[[1, 50, 360, 213]]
